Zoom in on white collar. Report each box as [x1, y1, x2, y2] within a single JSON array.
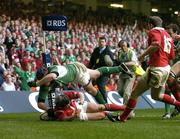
[[152, 27, 164, 30]]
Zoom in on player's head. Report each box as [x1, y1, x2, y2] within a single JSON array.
[[148, 16, 163, 28], [99, 36, 106, 47], [166, 23, 179, 34], [55, 95, 70, 108], [36, 66, 48, 80], [118, 40, 129, 52]]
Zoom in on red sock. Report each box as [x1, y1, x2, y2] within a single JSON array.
[[170, 84, 180, 101], [173, 92, 180, 102], [162, 94, 180, 107], [120, 98, 137, 122], [105, 104, 125, 111]]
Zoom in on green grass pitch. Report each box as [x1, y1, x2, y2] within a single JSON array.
[[0, 109, 179, 139]]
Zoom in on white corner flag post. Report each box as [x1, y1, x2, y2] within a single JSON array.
[[42, 31, 50, 67], [41, 15, 68, 112]]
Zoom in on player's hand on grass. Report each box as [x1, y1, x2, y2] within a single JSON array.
[[47, 108, 55, 118]]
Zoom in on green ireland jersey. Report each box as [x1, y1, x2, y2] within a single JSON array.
[[48, 64, 78, 85]]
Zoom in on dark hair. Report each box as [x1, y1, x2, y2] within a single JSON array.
[[118, 40, 130, 48], [36, 67, 47, 80], [149, 16, 163, 27], [166, 24, 179, 33], [55, 95, 70, 108], [99, 36, 106, 41]]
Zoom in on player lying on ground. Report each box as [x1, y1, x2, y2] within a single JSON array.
[[40, 91, 125, 121], [28, 62, 132, 120]]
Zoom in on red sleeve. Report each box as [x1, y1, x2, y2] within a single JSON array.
[[64, 91, 80, 100], [55, 108, 76, 121], [148, 29, 161, 46], [169, 42, 175, 60], [55, 110, 65, 121]]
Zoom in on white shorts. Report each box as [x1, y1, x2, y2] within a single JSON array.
[[74, 62, 90, 86], [75, 101, 88, 113], [145, 65, 171, 88], [75, 101, 89, 121]]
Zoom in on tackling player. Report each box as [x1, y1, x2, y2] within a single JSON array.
[[162, 23, 180, 119], [117, 16, 180, 122], [165, 61, 180, 118]]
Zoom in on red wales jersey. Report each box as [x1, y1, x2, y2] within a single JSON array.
[[55, 92, 80, 121], [148, 27, 175, 67]]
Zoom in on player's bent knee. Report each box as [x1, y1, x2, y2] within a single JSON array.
[[98, 104, 105, 111]]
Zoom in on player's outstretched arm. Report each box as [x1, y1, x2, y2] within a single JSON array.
[[28, 73, 57, 87], [37, 73, 57, 86]]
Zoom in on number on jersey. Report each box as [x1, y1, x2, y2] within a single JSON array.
[[163, 36, 172, 54]]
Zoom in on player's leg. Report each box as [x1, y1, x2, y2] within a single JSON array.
[[162, 84, 171, 119], [96, 76, 109, 102], [123, 76, 136, 118], [148, 65, 180, 109], [76, 107, 106, 121], [76, 68, 106, 104], [85, 103, 124, 122], [170, 83, 180, 117], [97, 64, 132, 77], [151, 86, 180, 107], [170, 83, 180, 102], [151, 86, 180, 119], [118, 77, 135, 118], [85, 103, 125, 113], [84, 82, 106, 104], [78, 103, 107, 121], [119, 74, 149, 122], [87, 64, 132, 80], [80, 112, 106, 121], [117, 76, 125, 101]]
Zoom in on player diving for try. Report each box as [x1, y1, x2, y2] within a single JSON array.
[[28, 62, 132, 121]]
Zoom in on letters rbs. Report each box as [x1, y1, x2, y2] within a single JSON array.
[[42, 15, 67, 31], [47, 20, 66, 27]]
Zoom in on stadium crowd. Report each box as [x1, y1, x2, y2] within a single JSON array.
[[0, 0, 179, 123], [0, 2, 150, 92], [0, 0, 179, 95]]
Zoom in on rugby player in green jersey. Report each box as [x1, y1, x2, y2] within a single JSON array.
[[28, 62, 132, 120]]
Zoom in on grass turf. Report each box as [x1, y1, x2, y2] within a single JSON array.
[[0, 109, 179, 139]]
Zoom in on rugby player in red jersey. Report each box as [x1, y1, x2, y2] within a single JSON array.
[[117, 16, 180, 122], [40, 91, 125, 121]]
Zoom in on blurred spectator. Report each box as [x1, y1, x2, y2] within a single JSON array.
[[89, 36, 114, 102], [67, 48, 77, 63], [1, 73, 16, 91], [0, 6, 155, 91], [106, 78, 118, 91], [13, 63, 36, 91]]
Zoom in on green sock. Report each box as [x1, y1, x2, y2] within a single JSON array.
[[97, 66, 122, 76], [94, 91, 106, 104], [165, 103, 170, 114]]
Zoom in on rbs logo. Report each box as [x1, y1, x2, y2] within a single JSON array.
[[42, 15, 67, 31], [46, 20, 66, 27]]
